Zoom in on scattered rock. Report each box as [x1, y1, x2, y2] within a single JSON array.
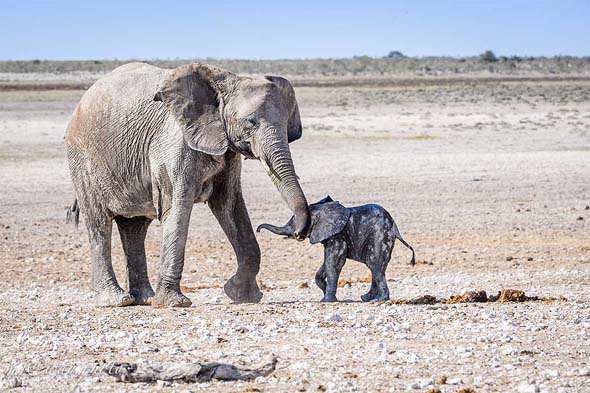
[[298, 282, 309, 289], [426, 388, 442, 393], [447, 377, 463, 385], [456, 388, 476, 393], [326, 313, 343, 322], [516, 382, 540, 393], [506, 256, 514, 261], [0, 376, 23, 389], [435, 375, 448, 385]]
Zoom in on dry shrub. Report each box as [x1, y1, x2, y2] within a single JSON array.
[[445, 290, 487, 304], [180, 284, 222, 293], [496, 289, 527, 302], [337, 275, 371, 288]]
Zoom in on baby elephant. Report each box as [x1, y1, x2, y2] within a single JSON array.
[[257, 196, 415, 302]]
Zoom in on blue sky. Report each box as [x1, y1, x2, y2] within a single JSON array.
[[1, 0, 588, 60]]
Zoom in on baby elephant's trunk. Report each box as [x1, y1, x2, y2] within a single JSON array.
[[256, 223, 294, 237]]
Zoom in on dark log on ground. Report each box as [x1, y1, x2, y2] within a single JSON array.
[[104, 357, 277, 384]]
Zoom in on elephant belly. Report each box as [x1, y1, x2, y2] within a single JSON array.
[[110, 181, 158, 219], [194, 180, 214, 203]]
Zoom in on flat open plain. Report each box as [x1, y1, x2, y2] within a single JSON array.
[[0, 76, 589, 392]]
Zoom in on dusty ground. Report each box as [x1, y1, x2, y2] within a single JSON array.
[[0, 76, 589, 392]]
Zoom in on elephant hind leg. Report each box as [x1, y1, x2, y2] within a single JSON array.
[[115, 216, 154, 305], [364, 240, 393, 303], [84, 211, 134, 307], [361, 275, 378, 302]]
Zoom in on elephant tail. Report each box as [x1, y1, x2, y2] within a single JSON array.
[[66, 198, 80, 228], [396, 234, 416, 267], [389, 218, 415, 266]]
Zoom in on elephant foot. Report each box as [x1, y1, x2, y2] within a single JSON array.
[[320, 295, 338, 303], [151, 287, 192, 308], [130, 284, 155, 306], [94, 287, 135, 307], [224, 275, 263, 304], [369, 294, 390, 303], [361, 291, 377, 302]]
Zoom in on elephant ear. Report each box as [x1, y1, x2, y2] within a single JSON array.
[[155, 63, 232, 155], [265, 75, 302, 143], [308, 201, 350, 244]]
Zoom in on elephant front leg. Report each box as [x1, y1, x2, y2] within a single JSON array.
[[315, 263, 327, 294], [209, 184, 262, 304], [151, 203, 194, 308], [320, 239, 347, 303]]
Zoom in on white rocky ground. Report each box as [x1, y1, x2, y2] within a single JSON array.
[[0, 77, 589, 392]]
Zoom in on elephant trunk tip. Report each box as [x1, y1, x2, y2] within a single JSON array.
[[256, 222, 293, 237]]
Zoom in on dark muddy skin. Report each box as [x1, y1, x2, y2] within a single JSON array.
[[257, 196, 415, 302]]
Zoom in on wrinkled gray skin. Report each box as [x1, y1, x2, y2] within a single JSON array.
[[65, 62, 310, 307], [257, 196, 415, 302]]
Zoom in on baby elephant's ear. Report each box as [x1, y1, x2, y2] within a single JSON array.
[[309, 202, 350, 244]]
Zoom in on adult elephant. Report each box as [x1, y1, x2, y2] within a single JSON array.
[[65, 62, 310, 307]]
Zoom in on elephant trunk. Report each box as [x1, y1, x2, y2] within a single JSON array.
[[256, 222, 294, 237], [259, 134, 310, 240]]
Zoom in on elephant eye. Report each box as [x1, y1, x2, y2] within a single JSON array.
[[244, 118, 257, 130]]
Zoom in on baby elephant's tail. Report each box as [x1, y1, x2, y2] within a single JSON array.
[[390, 221, 415, 266], [66, 198, 80, 228], [396, 234, 416, 267]]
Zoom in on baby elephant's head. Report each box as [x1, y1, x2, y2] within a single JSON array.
[[256, 195, 350, 244]]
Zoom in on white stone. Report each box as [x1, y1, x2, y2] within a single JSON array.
[[326, 313, 343, 322], [517, 382, 540, 393]]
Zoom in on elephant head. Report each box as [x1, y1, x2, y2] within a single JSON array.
[[154, 63, 309, 238], [257, 196, 350, 244]]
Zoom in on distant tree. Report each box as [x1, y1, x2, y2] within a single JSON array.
[[385, 50, 406, 59], [480, 50, 498, 62]]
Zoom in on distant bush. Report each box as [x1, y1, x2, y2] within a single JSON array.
[[480, 50, 497, 62], [385, 50, 406, 59]]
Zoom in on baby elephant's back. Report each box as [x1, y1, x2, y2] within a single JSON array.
[[346, 204, 395, 240]]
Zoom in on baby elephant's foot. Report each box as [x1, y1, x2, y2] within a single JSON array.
[[151, 287, 192, 308], [361, 291, 377, 302], [130, 285, 155, 306], [94, 287, 135, 307], [369, 294, 390, 303], [320, 295, 338, 303]]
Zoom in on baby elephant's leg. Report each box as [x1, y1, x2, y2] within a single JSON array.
[[315, 263, 327, 294], [361, 275, 379, 302], [321, 239, 347, 302], [364, 244, 391, 302]]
